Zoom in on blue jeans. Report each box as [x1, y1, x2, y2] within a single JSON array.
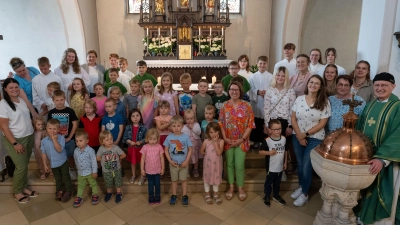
[[146, 174, 161, 200], [292, 136, 322, 194], [65, 139, 76, 157]]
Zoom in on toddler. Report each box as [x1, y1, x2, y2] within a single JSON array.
[[33, 117, 51, 179], [182, 109, 201, 178]]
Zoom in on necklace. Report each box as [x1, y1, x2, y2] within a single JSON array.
[[354, 78, 365, 87]]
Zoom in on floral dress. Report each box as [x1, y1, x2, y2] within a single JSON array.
[[155, 89, 178, 116], [218, 100, 255, 151], [138, 95, 159, 129], [70, 93, 85, 118]]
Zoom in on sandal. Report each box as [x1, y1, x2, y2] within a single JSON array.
[[213, 193, 222, 205], [23, 190, 39, 198], [40, 174, 46, 180], [238, 187, 247, 201], [13, 194, 29, 203], [205, 193, 213, 204], [225, 186, 234, 200], [138, 176, 146, 185]]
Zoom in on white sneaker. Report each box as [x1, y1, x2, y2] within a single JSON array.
[[281, 171, 287, 181], [69, 168, 77, 181], [290, 187, 302, 199], [293, 194, 308, 207]]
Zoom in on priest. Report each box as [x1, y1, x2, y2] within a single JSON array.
[[354, 72, 400, 225]]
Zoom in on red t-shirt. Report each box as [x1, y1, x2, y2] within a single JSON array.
[[79, 114, 102, 147]]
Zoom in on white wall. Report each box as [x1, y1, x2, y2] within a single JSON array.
[[269, 0, 289, 72], [0, 0, 67, 79], [387, 0, 400, 97], [78, 0, 101, 56]]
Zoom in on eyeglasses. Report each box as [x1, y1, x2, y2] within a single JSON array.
[[229, 67, 239, 70], [337, 83, 350, 87], [229, 89, 240, 92], [374, 84, 391, 88], [270, 128, 282, 131]]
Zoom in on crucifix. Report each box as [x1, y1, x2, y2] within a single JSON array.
[[342, 94, 363, 112]]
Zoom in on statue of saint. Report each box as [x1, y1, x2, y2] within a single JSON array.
[[155, 0, 165, 14], [205, 0, 214, 14], [181, 0, 189, 7]]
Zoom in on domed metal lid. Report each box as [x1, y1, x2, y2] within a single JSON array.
[[315, 95, 374, 165]]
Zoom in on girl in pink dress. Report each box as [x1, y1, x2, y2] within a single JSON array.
[[200, 121, 224, 205], [91, 83, 107, 117], [138, 80, 159, 129], [182, 109, 202, 178], [155, 72, 179, 116]]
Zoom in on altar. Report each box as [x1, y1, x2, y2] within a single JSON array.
[[142, 59, 231, 83]]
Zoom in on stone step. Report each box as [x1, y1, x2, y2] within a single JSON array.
[[0, 168, 322, 194]]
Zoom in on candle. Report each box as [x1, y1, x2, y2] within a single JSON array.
[[157, 76, 161, 84], [212, 76, 216, 84], [222, 27, 224, 36], [146, 28, 149, 36], [170, 27, 172, 36], [199, 27, 201, 36], [202, 76, 206, 80], [210, 27, 212, 36], [158, 28, 160, 36]]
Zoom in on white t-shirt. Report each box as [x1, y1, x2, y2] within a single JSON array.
[[238, 69, 253, 81], [291, 95, 331, 140], [260, 136, 286, 172], [0, 98, 34, 138], [274, 58, 297, 77], [88, 66, 99, 93], [309, 63, 324, 75]]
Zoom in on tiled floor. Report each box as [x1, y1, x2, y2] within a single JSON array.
[[0, 190, 322, 225]]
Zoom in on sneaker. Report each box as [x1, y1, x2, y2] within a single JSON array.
[[293, 194, 308, 207], [193, 169, 200, 178], [154, 195, 161, 204], [169, 195, 178, 206], [291, 187, 302, 199], [263, 196, 271, 207], [281, 171, 287, 181], [61, 191, 72, 202], [272, 195, 286, 205], [138, 176, 146, 185], [129, 176, 135, 184], [73, 197, 83, 208], [149, 196, 155, 205], [115, 193, 123, 203], [104, 193, 112, 202], [92, 195, 99, 205], [69, 168, 77, 181], [182, 195, 189, 207]]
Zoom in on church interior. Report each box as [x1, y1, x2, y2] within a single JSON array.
[[0, 0, 400, 224]]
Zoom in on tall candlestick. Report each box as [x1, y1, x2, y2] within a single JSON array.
[[212, 76, 216, 84], [170, 27, 172, 36], [222, 27, 224, 36], [199, 27, 201, 35], [146, 28, 149, 36], [158, 28, 160, 36], [157, 76, 161, 84], [210, 27, 212, 36]]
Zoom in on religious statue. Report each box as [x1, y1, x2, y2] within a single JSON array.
[[155, 0, 165, 14], [180, 0, 189, 7], [205, 0, 214, 14]]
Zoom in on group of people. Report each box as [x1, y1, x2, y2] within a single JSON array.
[[1, 43, 399, 224]]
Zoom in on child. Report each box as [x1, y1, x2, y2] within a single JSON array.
[[156, 72, 179, 116], [73, 130, 99, 207], [123, 79, 140, 116], [182, 109, 201, 178], [96, 130, 126, 203], [138, 79, 159, 129], [101, 98, 124, 145], [200, 122, 224, 205], [109, 86, 127, 123], [91, 83, 107, 117], [33, 117, 51, 179], [154, 100, 172, 146], [221, 61, 251, 93], [41, 119, 72, 202], [44, 82, 69, 113], [32, 56, 63, 117], [259, 119, 287, 207], [133, 60, 158, 87], [47, 90, 79, 181], [140, 128, 165, 205], [178, 73, 196, 116], [211, 80, 229, 119], [201, 105, 218, 137], [192, 79, 213, 123], [123, 109, 147, 184], [104, 53, 120, 83], [164, 115, 193, 206], [231, 76, 250, 102], [70, 77, 90, 118], [105, 68, 127, 97], [118, 57, 134, 92], [79, 99, 103, 175]]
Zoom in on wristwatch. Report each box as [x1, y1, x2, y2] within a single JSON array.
[[288, 125, 293, 129], [306, 132, 310, 137], [13, 142, 18, 146]]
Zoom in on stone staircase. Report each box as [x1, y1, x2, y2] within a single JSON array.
[[0, 149, 322, 194]]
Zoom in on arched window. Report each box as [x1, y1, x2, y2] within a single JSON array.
[[220, 0, 241, 14]]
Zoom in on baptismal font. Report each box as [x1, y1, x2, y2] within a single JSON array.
[[311, 95, 376, 225]]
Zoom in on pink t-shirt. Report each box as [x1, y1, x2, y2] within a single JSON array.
[[91, 96, 107, 117], [140, 144, 164, 174]]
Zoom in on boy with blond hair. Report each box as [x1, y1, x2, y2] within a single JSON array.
[[178, 73, 195, 116]]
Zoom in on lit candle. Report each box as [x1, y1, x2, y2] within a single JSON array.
[[170, 27, 172, 36], [202, 76, 206, 80], [158, 27, 160, 36], [210, 27, 212, 36], [222, 27, 224, 36], [157, 76, 161, 84], [212, 75, 216, 84], [199, 27, 201, 36], [146, 28, 149, 36]]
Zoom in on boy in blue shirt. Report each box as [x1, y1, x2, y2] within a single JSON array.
[[41, 119, 72, 202], [101, 98, 124, 145], [164, 115, 193, 206]]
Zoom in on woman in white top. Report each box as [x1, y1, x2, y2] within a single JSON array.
[[309, 48, 324, 74], [54, 48, 90, 103], [317, 48, 346, 76], [81, 50, 106, 97], [0, 78, 38, 203], [289, 54, 312, 97], [290, 75, 331, 207], [264, 66, 296, 136], [237, 54, 253, 81]]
